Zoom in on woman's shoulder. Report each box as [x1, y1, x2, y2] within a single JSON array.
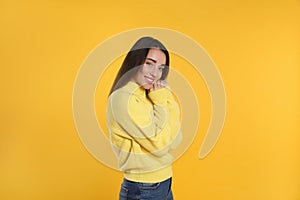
[[110, 82, 144, 99], [109, 88, 131, 102]]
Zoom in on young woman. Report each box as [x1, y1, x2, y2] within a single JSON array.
[[106, 37, 182, 200]]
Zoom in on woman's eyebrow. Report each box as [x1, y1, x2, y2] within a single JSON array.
[[146, 58, 157, 63], [146, 58, 166, 67]]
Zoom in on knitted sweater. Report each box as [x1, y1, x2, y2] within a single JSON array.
[[106, 81, 182, 183]]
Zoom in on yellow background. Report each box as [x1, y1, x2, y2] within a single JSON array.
[[1, 0, 299, 199]]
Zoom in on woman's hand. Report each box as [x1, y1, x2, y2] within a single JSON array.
[[149, 80, 168, 92]]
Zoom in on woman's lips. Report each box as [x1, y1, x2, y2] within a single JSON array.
[[144, 76, 154, 84]]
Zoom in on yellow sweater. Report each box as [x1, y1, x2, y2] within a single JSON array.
[[106, 81, 182, 183]]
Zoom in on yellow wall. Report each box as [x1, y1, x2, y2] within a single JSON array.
[[0, 0, 299, 199]]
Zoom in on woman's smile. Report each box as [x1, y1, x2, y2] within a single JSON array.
[[144, 76, 155, 84]]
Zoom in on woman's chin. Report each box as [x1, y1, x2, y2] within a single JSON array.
[[141, 83, 152, 90]]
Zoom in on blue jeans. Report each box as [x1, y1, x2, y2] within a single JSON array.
[[119, 177, 174, 200]]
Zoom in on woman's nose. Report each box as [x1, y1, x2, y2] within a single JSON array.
[[150, 66, 158, 77]]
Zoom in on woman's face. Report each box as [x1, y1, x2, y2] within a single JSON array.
[[132, 48, 166, 90]]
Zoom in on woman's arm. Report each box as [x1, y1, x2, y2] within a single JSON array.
[[107, 87, 181, 157]]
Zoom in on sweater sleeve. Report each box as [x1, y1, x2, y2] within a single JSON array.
[[108, 87, 181, 157]]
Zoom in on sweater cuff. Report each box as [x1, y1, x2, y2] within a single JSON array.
[[148, 88, 169, 105]]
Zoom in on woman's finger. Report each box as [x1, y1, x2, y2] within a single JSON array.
[[151, 80, 168, 92], [161, 80, 167, 87]]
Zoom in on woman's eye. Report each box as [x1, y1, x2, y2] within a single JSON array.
[[145, 62, 153, 66]]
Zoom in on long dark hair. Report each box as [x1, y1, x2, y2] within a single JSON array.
[[109, 37, 170, 96]]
